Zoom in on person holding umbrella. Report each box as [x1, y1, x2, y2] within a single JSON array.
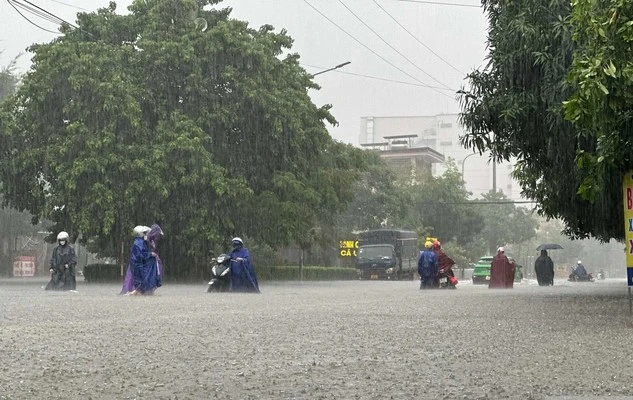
[[535, 243, 563, 285], [534, 249, 555, 286]]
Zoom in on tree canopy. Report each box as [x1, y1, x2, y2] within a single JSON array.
[[458, 0, 631, 241], [564, 0, 633, 206], [472, 191, 538, 255], [0, 0, 369, 277]]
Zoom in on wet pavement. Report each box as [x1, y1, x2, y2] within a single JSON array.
[[1, 278, 633, 399]]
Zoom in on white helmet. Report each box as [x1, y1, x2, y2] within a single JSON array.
[[231, 237, 243, 245], [497, 247, 505, 253], [57, 231, 69, 241], [133, 225, 151, 237], [577, 260, 582, 265]]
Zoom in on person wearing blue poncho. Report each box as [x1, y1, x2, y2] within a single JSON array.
[[228, 237, 260, 293], [127, 225, 160, 295], [121, 224, 164, 295]]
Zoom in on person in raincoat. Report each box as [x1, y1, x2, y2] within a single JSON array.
[[489, 247, 515, 289], [45, 231, 77, 291], [514, 264, 524, 282], [228, 237, 260, 293], [432, 240, 456, 287], [534, 250, 555, 286], [125, 225, 160, 295], [418, 241, 438, 289], [572, 260, 588, 279], [121, 224, 164, 295]]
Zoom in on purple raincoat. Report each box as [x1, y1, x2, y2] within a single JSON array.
[[120, 224, 164, 295]]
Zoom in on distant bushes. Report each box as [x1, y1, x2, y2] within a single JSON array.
[[83, 263, 121, 283], [256, 266, 357, 281]]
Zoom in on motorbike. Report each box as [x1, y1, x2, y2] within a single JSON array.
[[568, 267, 595, 282], [207, 254, 232, 292], [597, 271, 606, 280], [437, 264, 458, 289]]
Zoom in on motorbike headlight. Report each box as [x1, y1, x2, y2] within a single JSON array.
[[386, 267, 395, 274]]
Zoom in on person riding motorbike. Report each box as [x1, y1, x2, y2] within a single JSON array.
[[432, 240, 458, 288], [574, 261, 588, 278], [228, 237, 260, 293]]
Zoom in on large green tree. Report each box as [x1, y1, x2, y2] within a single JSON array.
[[472, 191, 538, 255], [335, 152, 408, 232], [393, 164, 484, 247], [0, 0, 366, 278], [0, 53, 48, 276], [564, 0, 633, 208], [458, 0, 626, 241]]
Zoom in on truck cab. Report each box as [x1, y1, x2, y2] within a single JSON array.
[[356, 229, 418, 280], [356, 244, 398, 280]]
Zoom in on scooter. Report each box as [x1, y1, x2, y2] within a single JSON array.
[[437, 264, 458, 289], [568, 267, 595, 282], [207, 254, 232, 292]]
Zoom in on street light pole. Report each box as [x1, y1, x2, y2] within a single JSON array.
[[312, 61, 351, 76], [461, 153, 477, 181]]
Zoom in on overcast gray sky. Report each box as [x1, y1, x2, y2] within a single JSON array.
[[1, 0, 488, 145]]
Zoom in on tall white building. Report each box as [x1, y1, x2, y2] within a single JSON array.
[[360, 114, 523, 201]]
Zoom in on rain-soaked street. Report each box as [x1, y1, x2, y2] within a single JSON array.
[[1, 278, 633, 400]]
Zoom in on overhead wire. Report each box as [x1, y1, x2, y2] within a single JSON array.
[[302, 0, 455, 100], [336, 0, 452, 91], [9, 0, 95, 38], [302, 63, 455, 91], [19, 0, 81, 29], [372, 0, 465, 76], [10, 0, 65, 24], [6, 0, 60, 33], [47, 0, 90, 12], [395, 0, 480, 7]]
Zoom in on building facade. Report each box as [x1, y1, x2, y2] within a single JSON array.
[[360, 114, 522, 201]]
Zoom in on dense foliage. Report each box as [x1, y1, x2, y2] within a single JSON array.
[[0, 0, 369, 278], [564, 0, 633, 208], [0, 54, 48, 276], [335, 160, 537, 264], [459, 0, 631, 241]]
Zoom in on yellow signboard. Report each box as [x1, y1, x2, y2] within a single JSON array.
[[624, 171, 633, 286], [339, 240, 359, 257]]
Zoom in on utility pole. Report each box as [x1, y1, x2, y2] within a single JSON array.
[[492, 161, 497, 192]]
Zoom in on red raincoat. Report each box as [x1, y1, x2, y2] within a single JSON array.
[[489, 252, 515, 289], [433, 249, 455, 273]]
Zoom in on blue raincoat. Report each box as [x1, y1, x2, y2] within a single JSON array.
[[121, 224, 164, 295], [130, 237, 160, 294], [418, 249, 438, 289], [575, 264, 588, 278], [229, 247, 260, 293]]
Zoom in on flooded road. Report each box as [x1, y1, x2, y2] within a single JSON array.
[[1, 278, 632, 399]]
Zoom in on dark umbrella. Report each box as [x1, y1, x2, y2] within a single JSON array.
[[536, 243, 564, 251]]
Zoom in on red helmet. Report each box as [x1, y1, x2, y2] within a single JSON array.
[[433, 240, 441, 250]]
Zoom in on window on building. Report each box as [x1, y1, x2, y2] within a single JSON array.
[[366, 119, 374, 143], [440, 122, 452, 128], [440, 141, 452, 146]]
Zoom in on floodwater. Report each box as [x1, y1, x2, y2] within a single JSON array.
[[1, 278, 633, 399]]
